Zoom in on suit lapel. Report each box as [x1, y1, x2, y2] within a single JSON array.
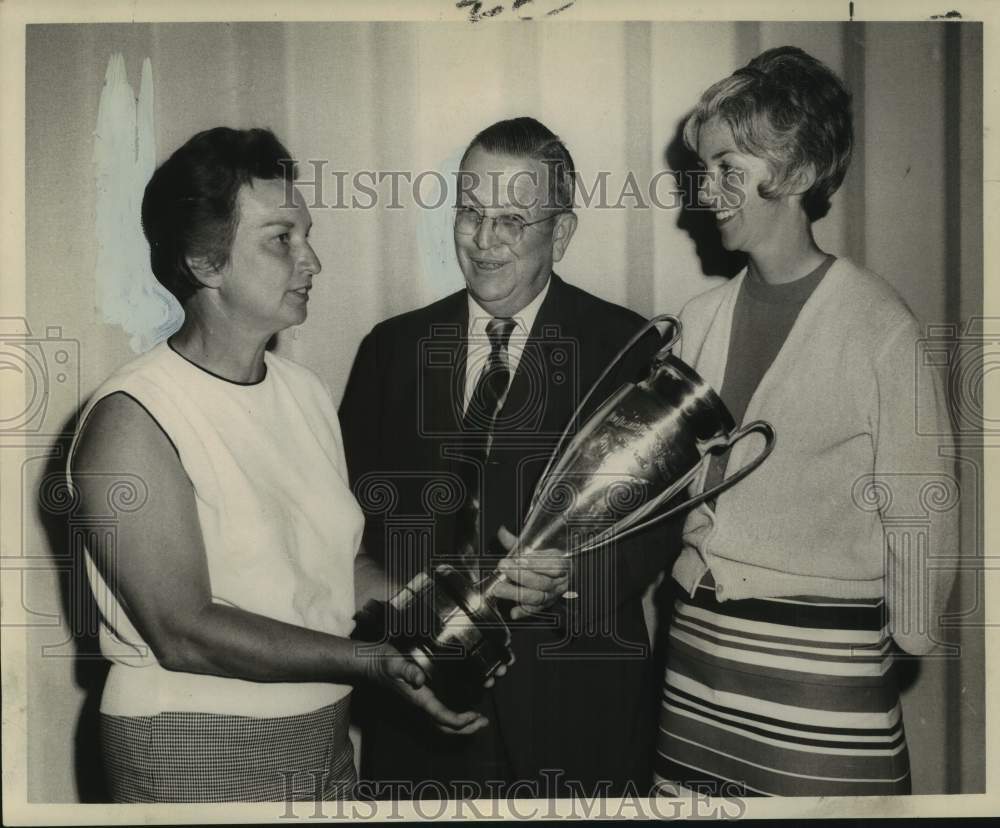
[[500, 274, 579, 436], [422, 294, 468, 467]]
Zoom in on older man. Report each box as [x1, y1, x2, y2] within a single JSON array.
[[340, 117, 672, 799]]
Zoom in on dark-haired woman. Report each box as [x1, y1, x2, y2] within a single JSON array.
[[69, 127, 488, 803], [654, 48, 956, 797]]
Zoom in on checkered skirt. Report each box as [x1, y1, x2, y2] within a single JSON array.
[[101, 697, 356, 803]]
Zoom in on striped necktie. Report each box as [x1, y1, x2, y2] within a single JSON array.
[[454, 317, 516, 573]]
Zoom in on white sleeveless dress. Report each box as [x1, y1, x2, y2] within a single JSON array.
[[68, 342, 364, 802]]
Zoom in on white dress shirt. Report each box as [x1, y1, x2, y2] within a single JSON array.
[[463, 277, 551, 413]]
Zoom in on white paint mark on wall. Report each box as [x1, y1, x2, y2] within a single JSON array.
[[94, 54, 183, 353]]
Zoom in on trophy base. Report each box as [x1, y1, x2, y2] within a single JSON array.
[[357, 564, 514, 712]]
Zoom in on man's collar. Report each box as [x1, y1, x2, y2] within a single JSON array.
[[466, 275, 552, 337]]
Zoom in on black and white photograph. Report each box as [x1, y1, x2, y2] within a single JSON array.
[[0, 0, 994, 822]]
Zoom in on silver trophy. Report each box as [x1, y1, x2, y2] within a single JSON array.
[[355, 315, 775, 709]]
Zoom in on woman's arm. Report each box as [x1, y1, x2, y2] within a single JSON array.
[[873, 320, 959, 656], [73, 392, 486, 733]]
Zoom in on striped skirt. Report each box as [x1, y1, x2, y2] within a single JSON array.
[[101, 697, 356, 803], [654, 581, 910, 797]]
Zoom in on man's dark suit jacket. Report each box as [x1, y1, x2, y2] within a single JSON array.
[[339, 274, 675, 798]]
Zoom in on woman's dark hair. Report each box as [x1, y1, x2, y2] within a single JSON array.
[[460, 116, 576, 210], [141, 127, 297, 303], [683, 46, 853, 220]]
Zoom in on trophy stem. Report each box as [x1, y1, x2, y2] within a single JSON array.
[[476, 569, 507, 602]]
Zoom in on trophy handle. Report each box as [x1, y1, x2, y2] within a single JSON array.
[[567, 419, 776, 557], [531, 314, 681, 504], [680, 419, 777, 514]]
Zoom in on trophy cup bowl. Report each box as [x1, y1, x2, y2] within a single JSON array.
[[353, 315, 776, 710]]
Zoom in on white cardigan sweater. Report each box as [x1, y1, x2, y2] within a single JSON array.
[[671, 258, 957, 655]]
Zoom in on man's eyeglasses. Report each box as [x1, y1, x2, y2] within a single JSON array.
[[454, 206, 567, 246]]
